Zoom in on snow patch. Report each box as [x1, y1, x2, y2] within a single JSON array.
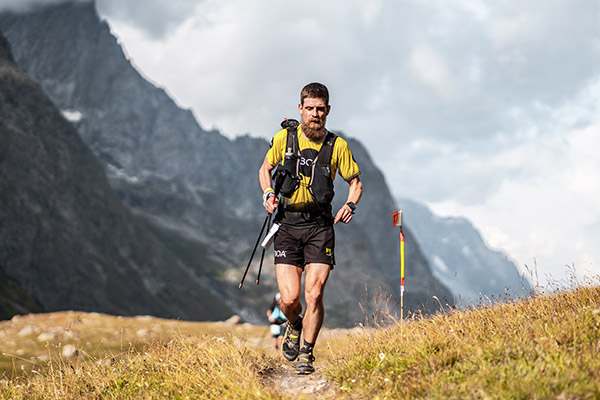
[[62, 109, 83, 123], [107, 164, 139, 184], [432, 255, 449, 273]]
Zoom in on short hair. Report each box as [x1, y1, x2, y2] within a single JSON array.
[[300, 82, 329, 106]]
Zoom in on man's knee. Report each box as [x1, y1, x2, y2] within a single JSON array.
[[304, 287, 325, 308], [280, 292, 300, 309]]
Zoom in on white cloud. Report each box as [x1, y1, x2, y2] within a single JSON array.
[[408, 45, 454, 98], [95, 0, 200, 39], [432, 118, 600, 282]]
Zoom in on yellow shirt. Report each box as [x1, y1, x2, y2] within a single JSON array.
[[266, 125, 360, 225]]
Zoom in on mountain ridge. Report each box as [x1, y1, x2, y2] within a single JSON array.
[[0, 29, 233, 321], [399, 198, 529, 303], [1, 1, 499, 325]]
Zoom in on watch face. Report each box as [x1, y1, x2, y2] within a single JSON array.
[[347, 202, 356, 211]]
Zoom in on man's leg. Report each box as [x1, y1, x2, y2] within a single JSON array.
[[276, 263, 304, 362], [295, 262, 330, 374], [302, 263, 331, 344], [275, 263, 303, 322]]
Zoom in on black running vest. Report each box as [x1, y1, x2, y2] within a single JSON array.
[[277, 121, 337, 210]]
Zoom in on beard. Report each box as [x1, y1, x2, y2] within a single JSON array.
[[302, 117, 327, 141]]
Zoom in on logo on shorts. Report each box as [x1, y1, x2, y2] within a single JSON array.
[[274, 250, 287, 258], [325, 248, 333, 257]]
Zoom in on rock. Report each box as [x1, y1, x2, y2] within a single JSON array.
[[224, 315, 242, 325], [37, 332, 56, 342], [17, 325, 35, 337], [61, 344, 78, 358], [135, 315, 154, 322], [136, 329, 149, 337]]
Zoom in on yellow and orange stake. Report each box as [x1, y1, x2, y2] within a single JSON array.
[[392, 210, 405, 323]]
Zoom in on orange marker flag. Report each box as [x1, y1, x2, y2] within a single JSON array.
[[392, 210, 405, 323]]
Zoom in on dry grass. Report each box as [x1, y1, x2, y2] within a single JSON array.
[[1, 278, 600, 399], [1, 312, 284, 399], [323, 281, 600, 399], [0, 311, 266, 378]]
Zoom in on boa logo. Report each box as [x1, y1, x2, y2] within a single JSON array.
[[274, 250, 287, 258]]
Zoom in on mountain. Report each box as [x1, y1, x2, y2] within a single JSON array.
[[398, 199, 530, 304], [0, 32, 232, 321], [0, 1, 452, 325]]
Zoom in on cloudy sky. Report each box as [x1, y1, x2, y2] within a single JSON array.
[[11, 0, 598, 285], [93, 0, 600, 285]]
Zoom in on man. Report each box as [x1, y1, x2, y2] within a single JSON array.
[[258, 82, 363, 374]]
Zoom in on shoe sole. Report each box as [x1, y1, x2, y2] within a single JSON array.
[[295, 368, 315, 375]]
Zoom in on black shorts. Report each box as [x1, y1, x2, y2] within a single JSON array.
[[273, 225, 335, 269]]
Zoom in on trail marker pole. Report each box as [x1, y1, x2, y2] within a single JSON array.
[[392, 210, 405, 323]]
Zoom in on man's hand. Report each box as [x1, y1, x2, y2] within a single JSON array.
[[259, 156, 278, 214], [335, 177, 362, 224], [264, 194, 279, 214], [334, 204, 354, 224]]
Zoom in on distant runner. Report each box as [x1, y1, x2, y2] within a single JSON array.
[[266, 292, 287, 350], [259, 82, 363, 374]]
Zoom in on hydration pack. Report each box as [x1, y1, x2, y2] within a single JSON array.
[[276, 118, 337, 207]]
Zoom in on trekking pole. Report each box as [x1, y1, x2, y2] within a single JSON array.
[[392, 210, 405, 324], [239, 165, 285, 289], [239, 213, 270, 288], [256, 213, 272, 285]]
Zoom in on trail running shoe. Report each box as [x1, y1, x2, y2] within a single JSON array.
[[295, 348, 315, 375], [281, 317, 302, 361]]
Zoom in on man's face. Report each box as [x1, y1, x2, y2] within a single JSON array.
[[299, 97, 330, 132]]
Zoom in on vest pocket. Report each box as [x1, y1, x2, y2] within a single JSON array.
[[278, 157, 301, 197], [310, 164, 335, 205]]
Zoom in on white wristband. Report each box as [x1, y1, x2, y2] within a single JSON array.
[[263, 188, 275, 207]]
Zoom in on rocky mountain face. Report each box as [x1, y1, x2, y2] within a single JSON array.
[[399, 199, 530, 304], [0, 1, 452, 325], [0, 33, 233, 321]]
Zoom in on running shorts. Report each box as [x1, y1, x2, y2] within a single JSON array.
[[273, 225, 335, 269]]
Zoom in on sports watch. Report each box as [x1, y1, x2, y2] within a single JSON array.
[[346, 202, 356, 214]]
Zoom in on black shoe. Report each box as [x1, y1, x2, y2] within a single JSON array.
[[295, 348, 315, 375], [281, 317, 302, 361]]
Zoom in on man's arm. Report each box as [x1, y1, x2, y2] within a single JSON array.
[[259, 156, 278, 214], [334, 176, 363, 224]]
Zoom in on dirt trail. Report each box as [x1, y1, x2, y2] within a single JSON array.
[[262, 362, 337, 399], [260, 328, 359, 399]]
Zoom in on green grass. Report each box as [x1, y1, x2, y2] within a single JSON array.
[[2, 281, 600, 399]]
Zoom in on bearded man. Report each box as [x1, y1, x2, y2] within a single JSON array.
[[258, 82, 363, 374]]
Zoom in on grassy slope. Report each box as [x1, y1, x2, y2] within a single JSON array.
[[1, 284, 599, 399], [325, 285, 600, 399]]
